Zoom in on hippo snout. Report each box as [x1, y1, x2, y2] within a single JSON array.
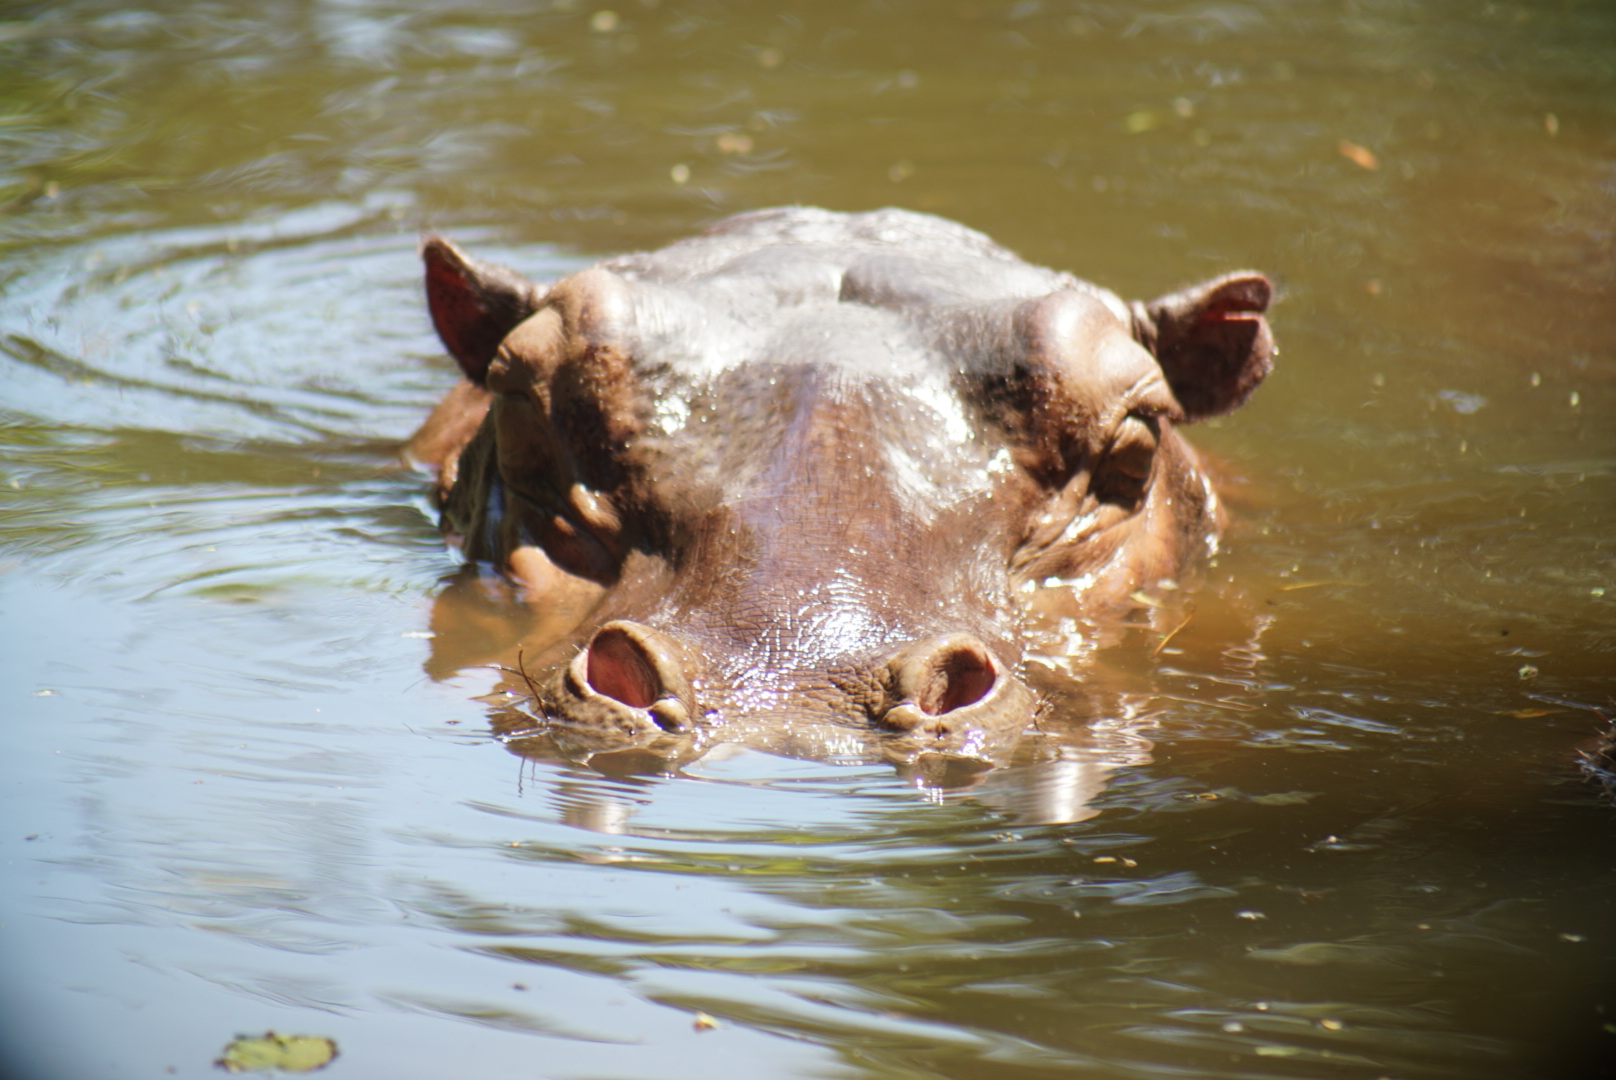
[[548, 621, 1033, 745]]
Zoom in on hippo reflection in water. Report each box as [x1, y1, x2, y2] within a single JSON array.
[[408, 208, 1273, 768]]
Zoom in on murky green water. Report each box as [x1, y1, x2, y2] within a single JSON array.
[[2, 2, 1612, 1078]]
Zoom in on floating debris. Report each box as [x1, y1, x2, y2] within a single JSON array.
[[1338, 139, 1379, 170], [1577, 712, 1615, 803], [1152, 605, 1197, 657], [1125, 109, 1162, 134], [215, 1033, 337, 1074]]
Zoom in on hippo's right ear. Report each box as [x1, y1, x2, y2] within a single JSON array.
[[1130, 272, 1275, 422], [423, 236, 546, 385]]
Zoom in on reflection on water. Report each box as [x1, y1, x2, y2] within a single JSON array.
[[2, 1, 1614, 1078]]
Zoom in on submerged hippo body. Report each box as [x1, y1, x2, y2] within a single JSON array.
[[409, 208, 1273, 759]]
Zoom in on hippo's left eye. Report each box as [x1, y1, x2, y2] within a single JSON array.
[[1094, 413, 1158, 507]]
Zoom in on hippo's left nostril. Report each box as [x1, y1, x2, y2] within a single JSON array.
[[915, 639, 997, 716], [585, 624, 659, 708], [569, 620, 699, 732]]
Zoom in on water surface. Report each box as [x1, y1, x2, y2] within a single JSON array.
[[2, 2, 1613, 1078]]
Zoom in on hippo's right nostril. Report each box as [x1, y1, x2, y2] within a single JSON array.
[[570, 621, 698, 732], [915, 638, 997, 716], [879, 633, 1009, 734]]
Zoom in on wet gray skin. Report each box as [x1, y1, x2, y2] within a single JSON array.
[[408, 207, 1273, 760]]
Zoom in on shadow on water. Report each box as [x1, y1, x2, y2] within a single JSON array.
[[1, 1, 1614, 1078]]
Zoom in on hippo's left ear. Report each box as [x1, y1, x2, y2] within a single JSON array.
[[423, 237, 546, 385], [1130, 273, 1274, 422]]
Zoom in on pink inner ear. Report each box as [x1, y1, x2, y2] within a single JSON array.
[[1196, 275, 1273, 324], [1150, 271, 1274, 423], [586, 628, 659, 708], [425, 258, 491, 383]]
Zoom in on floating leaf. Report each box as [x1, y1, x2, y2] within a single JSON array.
[[1124, 110, 1161, 134], [1338, 139, 1379, 169], [216, 1033, 338, 1074]]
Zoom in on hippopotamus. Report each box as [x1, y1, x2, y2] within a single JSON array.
[[407, 207, 1273, 761]]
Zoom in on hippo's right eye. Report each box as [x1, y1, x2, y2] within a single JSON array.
[[1093, 413, 1158, 507]]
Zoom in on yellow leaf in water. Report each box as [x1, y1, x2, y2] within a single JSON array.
[[1338, 140, 1379, 170], [1125, 110, 1161, 134], [216, 1033, 338, 1074], [1504, 708, 1562, 719]]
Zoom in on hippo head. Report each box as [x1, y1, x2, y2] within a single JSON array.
[[410, 209, 1273, 761]]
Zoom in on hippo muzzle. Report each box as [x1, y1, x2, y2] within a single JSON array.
[[549, 618, 1031, 749]]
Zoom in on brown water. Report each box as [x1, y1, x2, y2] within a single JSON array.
[[2, 2, 1613, 1078]]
